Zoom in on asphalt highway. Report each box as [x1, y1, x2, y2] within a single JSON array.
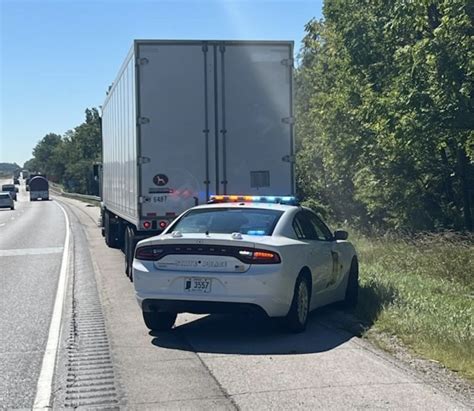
[[0, 184, 471, 409], [0, 179, 65, 408]]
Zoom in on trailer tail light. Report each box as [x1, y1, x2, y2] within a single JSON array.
[[238, 248, 281, 264], [143, 221, 151, 229], [159, 220, 167, 229]]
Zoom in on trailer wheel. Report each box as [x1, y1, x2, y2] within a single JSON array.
[[124, 225, 136, 281], [104, 211, 121, 249]]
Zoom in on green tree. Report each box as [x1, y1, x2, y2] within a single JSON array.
[[296, 0, 473, 231], [27, 108, 102, 194], [31, 133, 64, 181], [23, 158, 38, 172], [59, 108, 102, 194]]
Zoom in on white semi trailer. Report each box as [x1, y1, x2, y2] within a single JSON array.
[[100, 40, 295, 278]]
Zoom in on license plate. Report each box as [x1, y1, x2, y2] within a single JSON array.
[[184, 277, 212, 293]]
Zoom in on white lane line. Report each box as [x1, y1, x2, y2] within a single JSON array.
[[0, 247, 63, 257], [33, 200, 71, 409]]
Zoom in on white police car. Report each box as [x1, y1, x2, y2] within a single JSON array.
[[133, 195, 358, 333]]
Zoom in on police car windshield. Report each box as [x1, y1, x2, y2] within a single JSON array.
[[170, 208, 283, 236]]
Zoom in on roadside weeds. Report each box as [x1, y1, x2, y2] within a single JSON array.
[[351, 232, 473, 383]]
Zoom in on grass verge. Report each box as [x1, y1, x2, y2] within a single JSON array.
[[352, 231, 473, 382]]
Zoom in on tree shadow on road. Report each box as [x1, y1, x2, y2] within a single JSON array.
[[150, 306, 355, 356]]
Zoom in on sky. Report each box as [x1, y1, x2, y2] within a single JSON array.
[[0, 0, 323, 166]]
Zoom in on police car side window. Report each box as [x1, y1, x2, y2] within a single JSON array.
[[292, 217, 305, 239], [293, 212, 318, 240], [305, 211, 333, 241]]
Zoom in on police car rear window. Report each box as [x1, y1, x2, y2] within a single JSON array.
[[170, 208, 283, 235]]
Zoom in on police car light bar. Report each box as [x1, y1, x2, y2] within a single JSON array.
[[208, 195, 298, 205]]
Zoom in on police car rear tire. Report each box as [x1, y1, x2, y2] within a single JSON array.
[[284, 274, 310, 333], [142, 311, 177, 331]]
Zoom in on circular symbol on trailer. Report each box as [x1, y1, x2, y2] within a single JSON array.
[[153, 174, 169, 186]]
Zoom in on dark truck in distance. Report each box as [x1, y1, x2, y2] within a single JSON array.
[[29, 176, 49, 201], [26, 173, 47, 191]]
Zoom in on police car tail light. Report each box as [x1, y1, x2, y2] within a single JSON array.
[[209, 195, 297, 205], [238, 248, 281, 264], [135, 246, 164, 261]]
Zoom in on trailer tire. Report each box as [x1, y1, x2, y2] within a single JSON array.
[[104, 210, 121, 249], [124, 225, 136, 281]]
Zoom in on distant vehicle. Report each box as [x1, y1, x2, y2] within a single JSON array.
[[0, 192, 14, 210], [22, 169, 29, 180], [1, 184, 17, 201], [29, 176, 49, 201], [100, 39, 296, 280], [13, 177, 20, 185], [13, 169, 21, 182], [133, 196, 358, 333], [25, 173, 46, 192]]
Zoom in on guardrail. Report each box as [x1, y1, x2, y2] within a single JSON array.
[[50, 183, 101, 202]]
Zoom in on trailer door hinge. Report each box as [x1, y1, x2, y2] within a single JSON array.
[[139, 196, 151, 203], [282, 117, 295, 125], [138, 156, 151, 165], [136, 57, 149, 65], [282, 154, 296, 163], [281, 58, 294, 67], [137, 117, 150, 125]]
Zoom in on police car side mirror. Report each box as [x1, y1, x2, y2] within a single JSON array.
[[334, 230, 348, 241]]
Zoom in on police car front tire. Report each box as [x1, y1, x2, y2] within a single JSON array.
[[343, 258, 359, 309]]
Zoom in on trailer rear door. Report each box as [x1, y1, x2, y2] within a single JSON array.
[[137, 43, 211, 220], [216, 43, 294, 196], [136, 41, 294, 223]]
